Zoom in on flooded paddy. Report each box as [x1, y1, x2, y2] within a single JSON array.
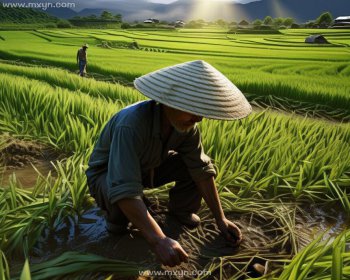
[[8, 197, 347, 279], [0, 136, 58, 188]]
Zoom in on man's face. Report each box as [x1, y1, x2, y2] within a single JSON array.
[[164, 105, 203, 133]]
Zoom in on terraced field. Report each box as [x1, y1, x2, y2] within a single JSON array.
[[0, 28, 349, 279]]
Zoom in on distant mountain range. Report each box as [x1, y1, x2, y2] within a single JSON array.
[[3, 0, 350, 23]]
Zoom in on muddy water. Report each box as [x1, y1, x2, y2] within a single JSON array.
[[0, 160, 55, 188], [34, 207, 165, 263], [20, 200, 348, 280]]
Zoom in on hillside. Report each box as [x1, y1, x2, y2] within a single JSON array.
[[77, 0, 350, 22], [235, 0, 350, 22], [2, 0, 348, 22], [0, 4, 58, 23]]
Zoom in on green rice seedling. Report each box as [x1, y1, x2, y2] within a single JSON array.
[[0, 62, 143, 104], [52, 154, 92, 216], [0, 250, 10, 280], [201, 113, 350, 205], [12, 251, 145, 280], [0, 153, 91, 256], [1, 71, 350, 208], [331, 232, 346, 280], [20, 259, 31, 280], [0, 72, 119, 153], [1, 27, 350, 280], [247, 93, 350, 122], [266, 230, 350, 280], [1, 29, 350, 114]]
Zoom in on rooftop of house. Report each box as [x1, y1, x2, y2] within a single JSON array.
[[335, 16, 350, 21]]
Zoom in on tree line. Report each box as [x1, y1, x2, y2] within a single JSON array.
[[187, 11, 334, 29], [70, 11, 122, 23]]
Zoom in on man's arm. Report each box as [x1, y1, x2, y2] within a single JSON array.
[[106, 126, 188, 266], [117, 198, 188, 267], [196, 176, 242, 246]]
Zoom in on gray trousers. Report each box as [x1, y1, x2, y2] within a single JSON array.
[[89, 154, 202, 227]]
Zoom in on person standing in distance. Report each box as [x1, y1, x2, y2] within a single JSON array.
[[77, 43, 88, 77]]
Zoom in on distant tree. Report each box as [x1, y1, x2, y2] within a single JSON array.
[[263, 15, 273, 25], [57, 19, 72, 28], [304, 21, 316, 28], [113, 14, 122, 23], [252, 19, 262, 26], [87, 14, 97, 20], [291, 23, 300, 29], [121, 22, 131, 29], [45, 22, 57, 28], [316, 11, 333, 26], [283, 17, 294, 26], [100, 10, 113, 20], [216, 19, 227, 27], [273, 17, 284, 27], [239, 20, 249, 26], [230, 21, 237, 26], [71, 16, 81, 20], [185, 20, 204, 28]]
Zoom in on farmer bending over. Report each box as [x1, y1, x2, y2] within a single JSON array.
[[77, 43, 88, 77], [86, 60, 252, 267]]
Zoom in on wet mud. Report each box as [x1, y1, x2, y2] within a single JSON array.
[[2, 138, 348, 279], [0, 137, 57, 188], [20, 198, 349, 280]]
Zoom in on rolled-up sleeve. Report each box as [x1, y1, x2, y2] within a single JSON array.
[[107, 126, 143, 204], [177, 126, 216, 181]]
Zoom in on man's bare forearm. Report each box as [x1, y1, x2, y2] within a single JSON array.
[[197, 176, 243, 245], [195, 176, 225, 222], [117, 198, 166, 245]]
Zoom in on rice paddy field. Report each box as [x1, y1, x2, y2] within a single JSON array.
[[0, 27, 350, 279]]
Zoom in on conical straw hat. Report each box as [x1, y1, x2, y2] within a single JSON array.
[[134, 60, 252, 120]]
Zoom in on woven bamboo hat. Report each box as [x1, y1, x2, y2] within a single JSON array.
[[134, 60, 252, 120]]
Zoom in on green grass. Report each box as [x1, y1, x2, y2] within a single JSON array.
[[269, 229, 350, 280], [0, 27, 350, 279], [0, 70, 349, 206], [0, 28, 349, 114], [15, 252, 144, 280]]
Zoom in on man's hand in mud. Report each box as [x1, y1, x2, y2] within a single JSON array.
[[216, 218, 243, 247], [152, 236, 189, 267]]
